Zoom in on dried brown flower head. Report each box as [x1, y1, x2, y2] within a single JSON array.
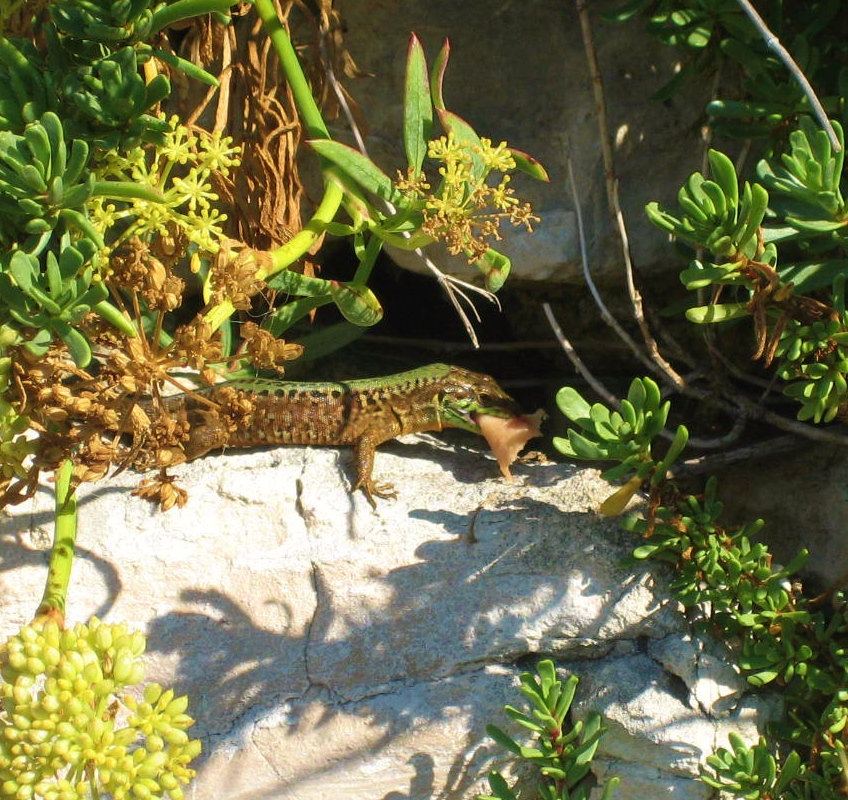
[[132, 473, 189, 511], [241, 321, 303, 371]]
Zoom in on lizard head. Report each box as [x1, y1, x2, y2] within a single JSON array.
[[438, 366, 522, 433]]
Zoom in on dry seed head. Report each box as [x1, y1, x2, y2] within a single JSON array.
[[173, 319, 222, 371], [131, 475, 189, 511], [241, 322, 303, 371]]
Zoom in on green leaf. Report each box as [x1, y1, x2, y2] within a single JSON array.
[[328, 281, 383, 326], [598, 776, 620, 800], [53, 320, 91, 367], [776, 548, 809, 578], [264, 297, 330, 340], [485, 724, 523, 756], [504, 706, 543, 732], [772, 750, 802, 794], [746, 668, 780, 687], [149, 46, 217, 87], [478, 248, 510, 292], [625, 378, 645, 412], [555, 386, 592, 424], [632, 542, 666, 559], [602, 0, 651, 22], [536, 660, 557, 695], [651, 424, 689, 484], [484, 771, 517, 800], [736, 182, 769, 252], [708, 149, 739, 212], [21, 327, 52, 358], [552, 430, 605, 461], [784, 216, 848, 233], [509, 147, 549, 182], [641, 377, 662, 414], [266, 269, 332, 297], [308, 139, 400, 204], [45, 251, 63, 298], [8, 251, 36, 291], [148, 0, 235, 36], [679, 261, 744, 290], [92, 300, 136, 338], [553, 673, 578, 721], [646, 201, 685, 233], [403, 34, 433, 175], [429, 39, 450, 111], [685, 302, 749, 324]]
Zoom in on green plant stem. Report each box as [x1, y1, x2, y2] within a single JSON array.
[[203, 179, 345, 331], [264, 180, 345, 277], [251, 0, 330, 140], [92, 181, 165, 204], [35, 459, 77, 620], [202, 0, 347, 333], [352, 232, 384, 285]]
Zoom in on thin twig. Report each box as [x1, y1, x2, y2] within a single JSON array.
[[736, 395, 848, 446], [685, 414, 746, 450], [674, 434, 801, 476], [575, 0, 690, 388], [565, 158, 672, 383], [611, 179, 687, 385], [735, 0, 841, 152], [543, 302, 619, 407]]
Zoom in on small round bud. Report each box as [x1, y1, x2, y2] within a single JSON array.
[[143, 684, 162, 706], [112, 649, 135, 684], [24, 657, 45, 676]]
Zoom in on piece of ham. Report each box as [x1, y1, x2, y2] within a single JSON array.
[[474, 410, 545, 480]]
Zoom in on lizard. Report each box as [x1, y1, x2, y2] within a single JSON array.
[[143, 363, 536, 506]]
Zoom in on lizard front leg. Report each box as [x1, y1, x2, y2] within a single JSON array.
[[352, 433, 397, 507]]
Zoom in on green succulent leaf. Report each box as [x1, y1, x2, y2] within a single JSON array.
[[555, 385, 592, 425], [328, 281, 384, 327], [553, 430, 605, 461], [309, 138, 403, 206], [651, 424, 689, 484], [481, 771, 517, 800], [685, 302, 750, 324], [509, 147, 549, 181], [477, 248, 511, 292], [403, 34, 433, 176]]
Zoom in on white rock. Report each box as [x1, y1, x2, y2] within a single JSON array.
[[0, 438, 778, 800]]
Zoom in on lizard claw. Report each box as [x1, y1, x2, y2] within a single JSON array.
[[356, 479, 397, 508]]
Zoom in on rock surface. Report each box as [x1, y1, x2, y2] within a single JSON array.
[[0, 435, 779, 799]]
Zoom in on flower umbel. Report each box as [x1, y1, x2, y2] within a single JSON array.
[[396, 134, 538, 262], [90, 115, 241, 256], [0, 618, 200, 800]]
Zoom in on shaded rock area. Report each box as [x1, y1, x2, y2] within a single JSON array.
[[716, 443, 848, 592], [1, 435, 779, 799]]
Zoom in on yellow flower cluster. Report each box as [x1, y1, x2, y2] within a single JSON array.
[[396, 134, 537, 262], [1, 618, 200, 800], [90, 116, 241, 255]]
